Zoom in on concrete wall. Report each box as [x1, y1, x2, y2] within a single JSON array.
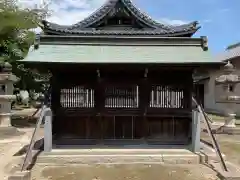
[[204, 58, 240, 116]]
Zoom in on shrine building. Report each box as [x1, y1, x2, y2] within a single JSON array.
[[21, 0, 222, 150]]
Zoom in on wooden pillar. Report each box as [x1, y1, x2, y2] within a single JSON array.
[[183, 71, 193, 110], [50, 75, 60, 111], [86, 116, 90, 139], [183, 72, 194, 140], [139, 72, 151, 137], [94, 72, 104, 115], [50, 74, 61, 135]]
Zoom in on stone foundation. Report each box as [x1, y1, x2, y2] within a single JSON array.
[[36, 148, 200, 165]]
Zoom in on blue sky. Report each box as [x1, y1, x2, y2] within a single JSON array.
[[21, 0, 240, 55], [135, 0, 240, 54]]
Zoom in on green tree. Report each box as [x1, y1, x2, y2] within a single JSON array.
[[0, 0, 50, 93]]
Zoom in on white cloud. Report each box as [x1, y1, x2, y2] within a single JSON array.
[[218, 8, 230, 13], [202, 19, 212, 24], [158, 18, 189, 25], [18, 0, 191, 30], [18, 0, 190, 27], [18, 0, 106, 25], [47, 9, 93, 25]]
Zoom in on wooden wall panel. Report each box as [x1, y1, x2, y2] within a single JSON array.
[[51, 68, 193, 144]]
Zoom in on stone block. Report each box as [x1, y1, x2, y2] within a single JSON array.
[[222, 127, 240, 135], [8, 171, 31, 180], [203, 126, 240, 135], [196, 152, 207, 164]]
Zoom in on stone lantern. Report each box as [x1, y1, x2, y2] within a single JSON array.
[[0, 62, 19, 134], [215, 61, 240, 127]]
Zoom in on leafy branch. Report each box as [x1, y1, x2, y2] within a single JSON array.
[[0, 0, 51, 92]]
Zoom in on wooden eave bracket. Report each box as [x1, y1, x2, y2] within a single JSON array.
[[201, 36, 208, 51]]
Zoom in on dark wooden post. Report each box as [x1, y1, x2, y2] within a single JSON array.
[[183, 71, 193, 110], [94, 69, 105, 140], [94, 69, 104, 115], [50, 73, 61, 135], [139, 68, 150, 137]]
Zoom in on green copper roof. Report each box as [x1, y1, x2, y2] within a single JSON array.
[[21, 44, 217, 64]]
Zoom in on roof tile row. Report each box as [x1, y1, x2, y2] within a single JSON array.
[[42, 0, 199, 36]]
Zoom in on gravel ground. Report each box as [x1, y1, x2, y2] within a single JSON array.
[[201, 132, 240, 165], [0, 109, 238, 180], [0, 126, 38, 180]]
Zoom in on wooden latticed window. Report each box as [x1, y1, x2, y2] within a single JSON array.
[[60, 86, 94, 108], [105, 85, 139, 108], [150, 85, 184, 108]]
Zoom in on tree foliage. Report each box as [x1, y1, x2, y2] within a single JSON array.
[[0, 0, 50, 92]]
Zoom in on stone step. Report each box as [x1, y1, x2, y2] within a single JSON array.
[[36, 149, 200, 165], [44, 148, 193, 155]]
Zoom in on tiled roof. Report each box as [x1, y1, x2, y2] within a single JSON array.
[[21, 44, 214, 64], [42, 0, 200, 37], [41, 27, 199, 36], [216, 45, 240, 62]]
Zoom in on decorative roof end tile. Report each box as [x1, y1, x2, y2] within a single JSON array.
[[201, 36, 208, 51]]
